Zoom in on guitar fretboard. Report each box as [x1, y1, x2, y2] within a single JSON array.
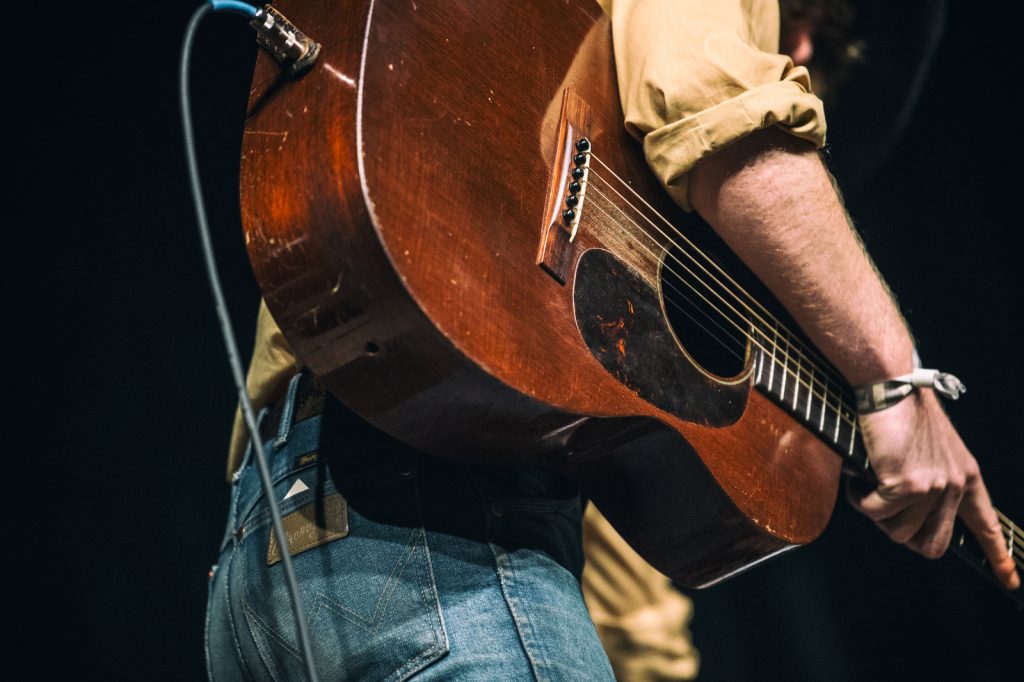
[[750, 327, 1022, 608], [750, 325, 869, 472]]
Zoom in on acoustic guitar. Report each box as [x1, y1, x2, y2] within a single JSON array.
[[238, 0, 1021, 604]]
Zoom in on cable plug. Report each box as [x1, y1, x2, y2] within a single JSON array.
[[250, 5, 320, 75]]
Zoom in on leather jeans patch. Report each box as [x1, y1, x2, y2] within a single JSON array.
[[266, 492, 349, 566]]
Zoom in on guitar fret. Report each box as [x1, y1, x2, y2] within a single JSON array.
[[792, 355, 801, 409], [819, 381, 827, 432], [779, 336, 788, 401], [749, 326, 868, 467], [805, 370, 814, 420]]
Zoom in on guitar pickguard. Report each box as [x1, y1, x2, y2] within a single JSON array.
[[574, 248, 749, 426]]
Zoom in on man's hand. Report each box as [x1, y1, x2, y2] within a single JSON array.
[[848, 390, 1019, 589]]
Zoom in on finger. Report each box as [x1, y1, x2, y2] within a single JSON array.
[[958, 478, 1020, 591], [876, 490, 941, 546], [908, 484, 963, 559], [847, 478, 923, 523]]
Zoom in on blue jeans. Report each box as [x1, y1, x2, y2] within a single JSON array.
[[206, 373, 614, 681]]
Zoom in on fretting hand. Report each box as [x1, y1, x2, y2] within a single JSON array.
[[848, 389, 1019, 590]]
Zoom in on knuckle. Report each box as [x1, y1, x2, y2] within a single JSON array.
[[876, 474, 902, 493], [902, 474, 931, 497]]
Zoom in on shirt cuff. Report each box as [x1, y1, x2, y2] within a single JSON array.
[[643, 73, 826, 211]]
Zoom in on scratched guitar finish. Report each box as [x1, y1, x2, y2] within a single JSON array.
[[239, 0, 1022, 596]]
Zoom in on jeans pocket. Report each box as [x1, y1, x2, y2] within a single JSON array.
[[236, 483, 449, 682]]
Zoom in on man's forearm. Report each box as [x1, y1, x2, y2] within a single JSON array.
[[689, 127, 914, 386]]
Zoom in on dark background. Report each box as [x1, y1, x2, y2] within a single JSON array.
[[18, 1, 1022, 679]]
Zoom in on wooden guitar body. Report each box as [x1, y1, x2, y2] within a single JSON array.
[[240, 0, 842, 587]]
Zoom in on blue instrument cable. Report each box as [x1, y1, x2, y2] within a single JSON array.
[[180, 2, 320, 678]]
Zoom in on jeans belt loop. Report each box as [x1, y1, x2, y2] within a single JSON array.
[[274, 371, 305, 448]]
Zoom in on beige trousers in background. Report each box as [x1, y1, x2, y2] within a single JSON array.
[[582, 503, 700, 681]]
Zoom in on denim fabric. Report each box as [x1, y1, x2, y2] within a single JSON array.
[[206, 374, 614, 681]]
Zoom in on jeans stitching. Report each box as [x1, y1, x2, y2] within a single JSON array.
[[391, 642, 449, 682], [489, 542, 542, 682], [236, 524, 300, 679], [383, 535, 448, 681], [224, 546, 258, 680], [415, 478, 448, 655], [394, 479, 451, 681], [243, 600, 299, 677], [238, 524, 447, 681], [238, 574, 296, 682], [315, 526, 423, 631]]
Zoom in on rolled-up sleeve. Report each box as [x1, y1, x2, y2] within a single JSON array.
[[601, 0, 827, 210]]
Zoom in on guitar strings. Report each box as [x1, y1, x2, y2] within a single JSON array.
[[588, 153, 853, 393], [996, 509, 1024, 541], [588, 191, 1024, 577], [586, 185, 858, 430], [585, 169, 824, 375], [999, 509, 1024, 536], [995, 510, 1024, 567], [587, 152, 851, 394], [585, 163, 856, 409], [586, 178, 847, 395], [578, 153, 1023, 552], [585, 179, 859, 428], [581, 192, 752, 356], [583, 198, 749, 363], [585, 189, 771, 361], [585, 192, 790, 370], [654, 264, 750, 362]]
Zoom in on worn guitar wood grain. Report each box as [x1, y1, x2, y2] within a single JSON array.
[[240, 0, 841, 587]]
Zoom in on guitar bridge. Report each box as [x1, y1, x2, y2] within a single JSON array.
[[537, 89, 593, 284]]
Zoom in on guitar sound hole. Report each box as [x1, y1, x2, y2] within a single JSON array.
[[660, 246, 748, 379]]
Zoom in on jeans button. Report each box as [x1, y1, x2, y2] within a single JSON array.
[[398, 461, 415, 479], [490, 500, 505, 517]]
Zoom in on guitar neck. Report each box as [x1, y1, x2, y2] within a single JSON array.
[[749, 324, 869, 473], [951, 512, 1024, 610], [748, 324, 1022, 609]]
